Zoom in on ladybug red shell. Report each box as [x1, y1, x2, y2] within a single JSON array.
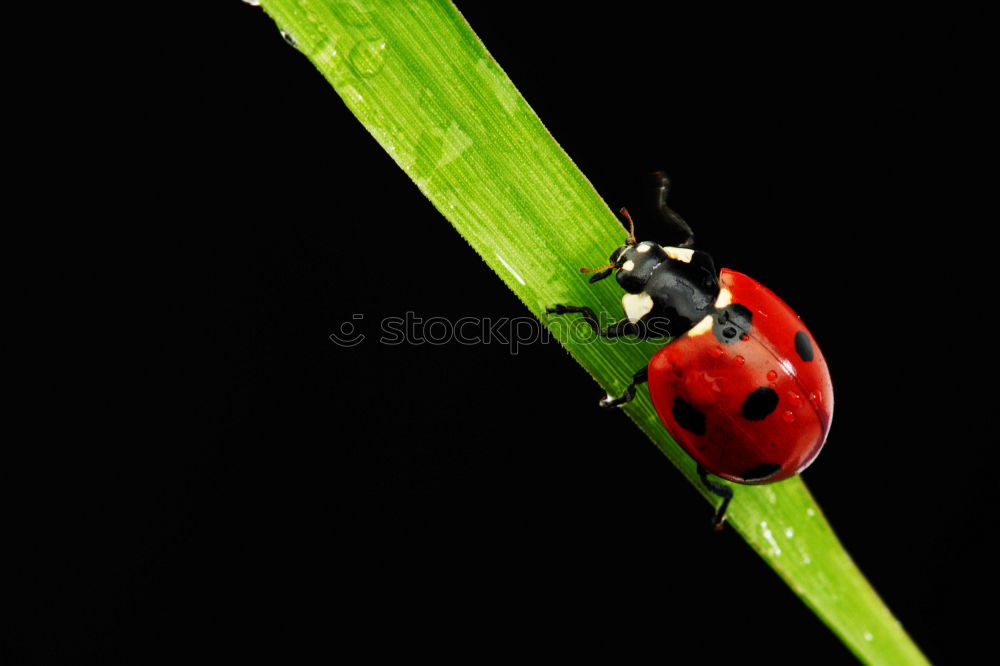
[[647, 268, 833, 485]]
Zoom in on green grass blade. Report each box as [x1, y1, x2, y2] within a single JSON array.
[[255, 2, 928, 663]]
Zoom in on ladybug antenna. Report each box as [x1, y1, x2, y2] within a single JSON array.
[[580, 262, 616, 283], [620, 207, 637, 245]]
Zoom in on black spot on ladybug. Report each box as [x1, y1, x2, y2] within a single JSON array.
[[741, 387, 779, 421], [795, 331, 814, 362], [673, 397, 706, 435], [739, 463, 782, 481], [713, 304, 752, 345]]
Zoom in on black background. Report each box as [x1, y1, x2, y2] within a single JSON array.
[[6, 2, 992, 664]]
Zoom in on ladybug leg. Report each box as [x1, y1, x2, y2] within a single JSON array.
[[651, 171, 695, 248], [599, 367, 648, 408], [697, 464, 733, 531], [545, 305, 640, 338]]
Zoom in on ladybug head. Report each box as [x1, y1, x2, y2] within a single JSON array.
[[582, 208, 667, 293], [614, 241, 669, 293]]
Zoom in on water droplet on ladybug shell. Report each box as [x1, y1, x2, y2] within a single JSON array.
[[708, 346, 724, 359], [767, 370, 778, 382], [782, 410, 796, 423], [734, 355, 746, 366]]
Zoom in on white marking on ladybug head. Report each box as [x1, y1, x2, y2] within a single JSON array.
[[664, 246, 694, 263], [622, 291, 654, 324], [715, 287, 733, 308], [622, 259, 635, 272], [637, 242, 652, 253], [687, 314, 714, 337]]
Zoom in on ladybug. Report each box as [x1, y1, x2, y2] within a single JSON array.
[[547, 173, 833, 528]]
